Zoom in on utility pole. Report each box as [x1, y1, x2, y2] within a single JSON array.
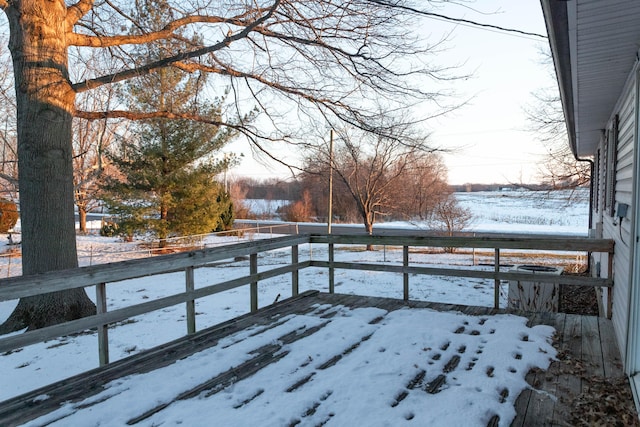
[[223, 152, 229, 193], [328, 129, 334, 234]]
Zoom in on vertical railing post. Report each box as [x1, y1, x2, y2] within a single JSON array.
[[472, 233, 477, 266], [185, 266, 196, 334], [250, 253, 258, 312], [292, 244, 299, 296], [329, 242, 335, 294], [494, 248, 500, 309], [607, 249, 614, 318], [96, 283, 109, 366], [403, 245, 409, 301]]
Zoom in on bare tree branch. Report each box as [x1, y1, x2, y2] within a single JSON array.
[[69, 15, 231, 47], [76, 108, 228, 124], [0, 172, 17, 186], [72, 0, 281, 92], [66, 0, 95, 28]]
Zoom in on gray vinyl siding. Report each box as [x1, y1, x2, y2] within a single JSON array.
[[600, 74, 636, 359]]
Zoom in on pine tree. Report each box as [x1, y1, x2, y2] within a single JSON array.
[[102, 0, 236, 247]]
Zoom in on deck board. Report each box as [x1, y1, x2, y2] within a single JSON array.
[[599, 316, 624, 377], [0, 291, 629, 427], [582, 315, 605, 378], [511, 312, 564, 426], [553, 313, 584, 422]]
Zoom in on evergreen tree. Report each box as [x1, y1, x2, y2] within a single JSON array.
[[103, 111, 236, 245], [102, 0, 237, 246]]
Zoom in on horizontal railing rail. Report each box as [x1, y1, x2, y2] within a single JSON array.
[[0, 233, 614, 366], [0, 234, 309, 301], [308, 261, 612, 287], [309, 234, 614, 252]]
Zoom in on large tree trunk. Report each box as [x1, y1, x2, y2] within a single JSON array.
[[0, 1, 95, 333]]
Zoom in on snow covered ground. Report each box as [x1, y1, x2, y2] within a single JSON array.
[[0, 190, 587, 426], [457, 190, 589, 235]]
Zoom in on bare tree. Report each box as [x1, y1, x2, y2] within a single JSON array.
[[0, 38, 18, 199], [0, 0, 459, 331], [391, 152, 450, 220], [526, 50, 590, 198], [73, 89, 124, 233], [227, 178, 252, 219], [431, 195, 473, 252], [303, 122, 440, 249]]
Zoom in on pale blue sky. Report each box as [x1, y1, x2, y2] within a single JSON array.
[[431, 0, 552, 185], [229, 1, 555, 185]]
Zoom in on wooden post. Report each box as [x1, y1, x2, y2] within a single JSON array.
[[328, 128, 334, 234], [96, 282, 109, 366], [250, 253, 258, 312], [607, 250, 614, 319], [329, 242, 335, 294], [403, 245, 409, 301], [472, 232, 476, 266], [494, 248, 500, 309], [185, 266, 196, 334], [292, 244, 299, 296]]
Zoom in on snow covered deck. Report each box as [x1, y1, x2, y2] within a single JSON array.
[[0, 291, 625, 426]]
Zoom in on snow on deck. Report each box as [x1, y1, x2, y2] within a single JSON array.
[[4, 292, 560, 427]]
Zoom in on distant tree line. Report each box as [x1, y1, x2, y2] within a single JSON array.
[[449, 183, 581, 193], [236, 178, 302, 201], [238, 180, 580, 202], [237, 170, 457, 221]]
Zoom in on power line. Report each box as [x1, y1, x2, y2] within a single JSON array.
[[368, 0, 548, 40]]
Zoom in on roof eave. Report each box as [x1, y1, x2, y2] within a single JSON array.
[[540, 0, 578, 159]]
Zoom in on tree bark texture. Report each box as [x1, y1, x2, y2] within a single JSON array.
[[1, 1, 95, 332]]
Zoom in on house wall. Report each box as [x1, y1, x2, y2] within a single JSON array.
[[591, 68, 637, 360]]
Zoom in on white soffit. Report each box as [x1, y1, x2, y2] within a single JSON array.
[[570, 0, 640, 157]]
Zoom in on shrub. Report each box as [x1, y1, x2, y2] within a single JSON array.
[[281, 201, 311, 222], [0, 198, 19, 233], [215, 193, 235, 232], [100, 221, 120, 237], [280, 190, 314, 222]]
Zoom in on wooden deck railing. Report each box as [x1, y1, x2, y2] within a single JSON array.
[[0, 233, 613, 366], [311, 234, 614, 308]]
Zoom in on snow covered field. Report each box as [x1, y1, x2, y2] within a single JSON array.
[[457, 190, 588, 235], [0, 190, 587, 425], [244, 189, 590, 235]]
